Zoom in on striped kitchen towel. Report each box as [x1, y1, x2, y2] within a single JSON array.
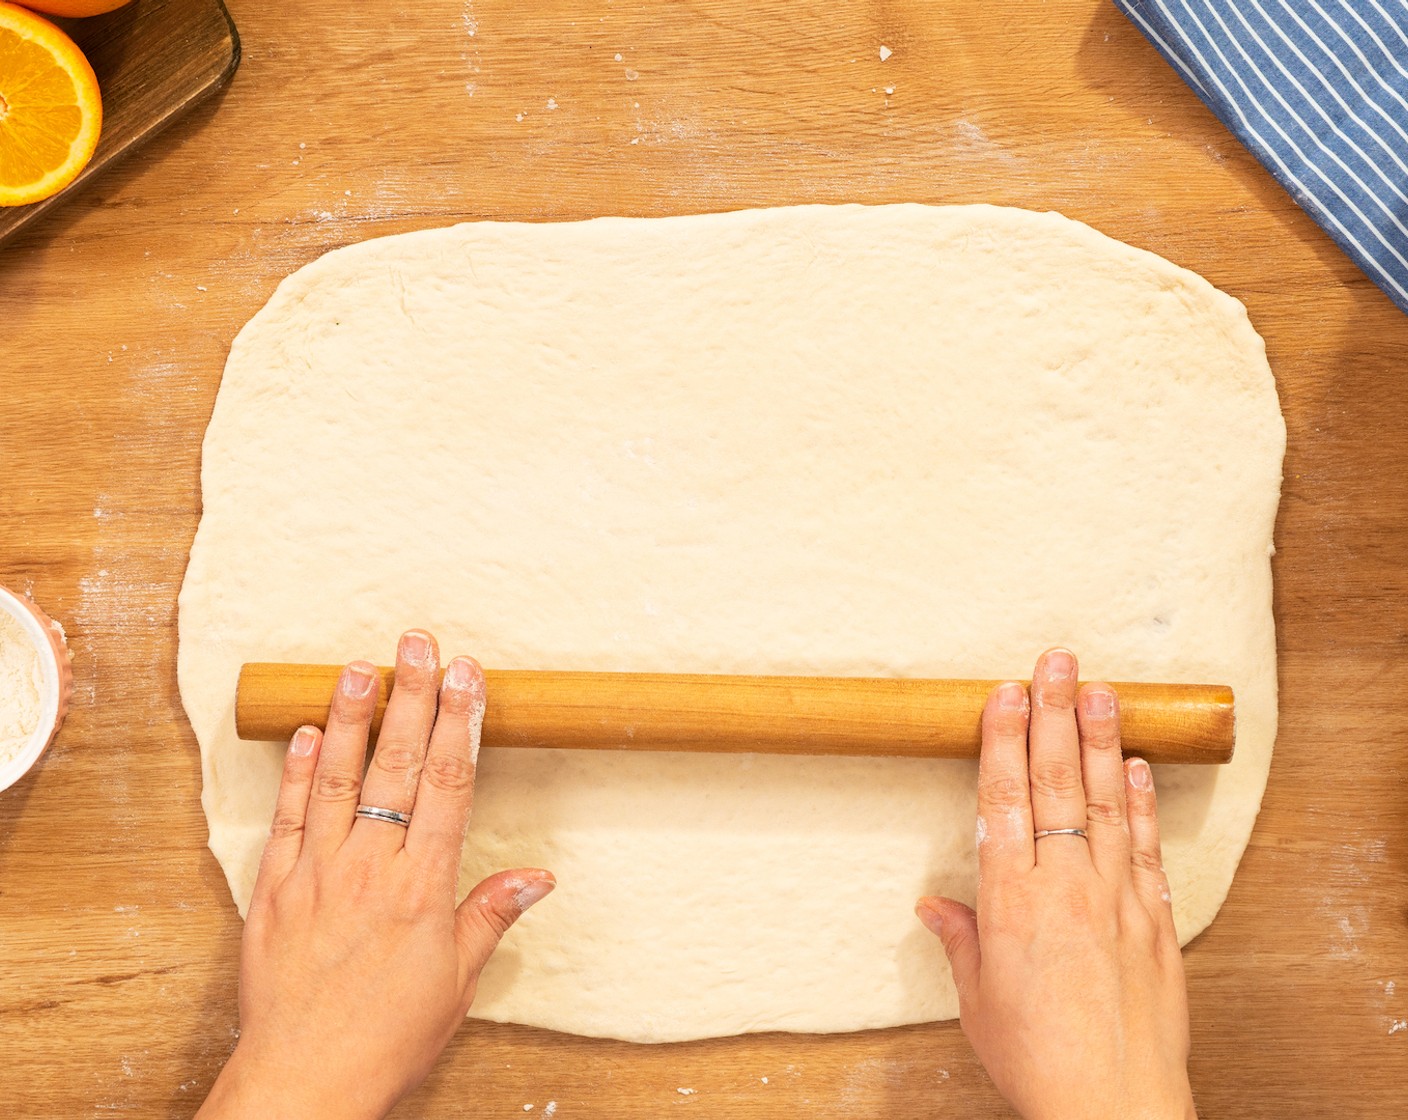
[[1114, 0, 1408, 313]]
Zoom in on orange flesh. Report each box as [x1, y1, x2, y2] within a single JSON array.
[[0, 10, 99, 204]]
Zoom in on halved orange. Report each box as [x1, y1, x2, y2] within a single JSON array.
[[0, 1, 102, 207]]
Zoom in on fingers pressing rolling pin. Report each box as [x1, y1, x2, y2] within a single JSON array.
[[918, 648, 1197, 1120], [198, 630, 554, 1120], [200, 636, 1198, 1120]]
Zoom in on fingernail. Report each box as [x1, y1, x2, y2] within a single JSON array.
[[996, 681, 1027, 711], [289, 726, 318, 757], [443, 655, 477, 689], [1042, 648, 1076, 684], [400, 630, 433, 666], [1127, 758, 1154, 790], [443, 656, 486, 701], [444, 657, 470, 690], [915, 900, 944, 934], [341, 662, 377, 699], [513, 874, 556, 911], [1081, 687, 1115, 719]]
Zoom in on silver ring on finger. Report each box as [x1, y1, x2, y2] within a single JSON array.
[[1033, 827, 1088, 840], [355, 804, 413, 828]]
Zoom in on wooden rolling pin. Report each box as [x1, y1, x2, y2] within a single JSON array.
[[235, 664, 1235, 765]]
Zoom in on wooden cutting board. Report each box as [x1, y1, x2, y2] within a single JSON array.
[[0, 0, 238, 245], [1, 1, 1405, 1116]]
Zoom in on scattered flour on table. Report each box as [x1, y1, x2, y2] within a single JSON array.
[[0, 609, 42, 766], [459, 1, 481, 95]]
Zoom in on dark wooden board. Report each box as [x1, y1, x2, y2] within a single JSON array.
[[0, 1, 1405, 1116], [0, 0, 238, 245]]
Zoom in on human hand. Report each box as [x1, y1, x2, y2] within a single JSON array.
[[917, 648, 1196, 1120], [198, 630, 554, 1120]]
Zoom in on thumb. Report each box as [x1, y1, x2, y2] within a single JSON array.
[[454, 868, 556, 980], [916, 896, 981, 998]]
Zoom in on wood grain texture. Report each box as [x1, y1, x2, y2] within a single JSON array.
[[236, 663, 1237, 764], [1, 0, 1405, 1116], [0, 0, 238, 245]]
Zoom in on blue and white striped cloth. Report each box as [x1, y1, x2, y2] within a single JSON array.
[[1114, 0, 1408, 313]]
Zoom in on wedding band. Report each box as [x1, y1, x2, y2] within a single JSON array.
[[355, 805, 412, 828], [1033, 828, 1088, 840]]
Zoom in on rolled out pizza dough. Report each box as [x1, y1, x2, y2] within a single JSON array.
[[179, 204, 1285, 1043]]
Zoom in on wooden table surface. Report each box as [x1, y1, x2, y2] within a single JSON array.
[[2, 0, 1405, 1115]]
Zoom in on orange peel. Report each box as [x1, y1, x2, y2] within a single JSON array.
[[15, 1, 133, 17]]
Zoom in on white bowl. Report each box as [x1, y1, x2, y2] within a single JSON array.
[[0, 586, 72, 794]]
